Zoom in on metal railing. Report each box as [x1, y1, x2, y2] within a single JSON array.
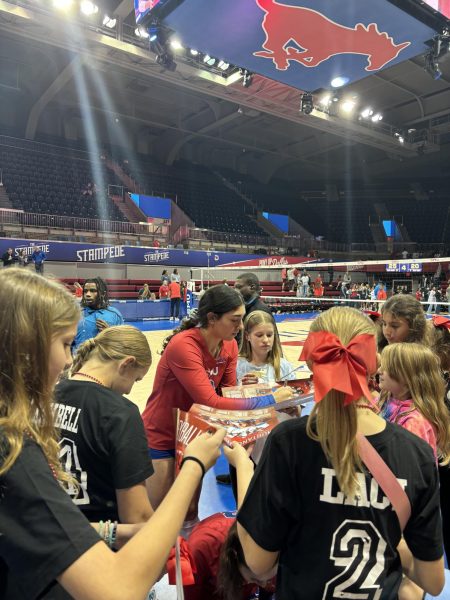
[[0, 208, 161, 236]]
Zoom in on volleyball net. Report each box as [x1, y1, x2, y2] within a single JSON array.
[[190, 256, 450, 316]]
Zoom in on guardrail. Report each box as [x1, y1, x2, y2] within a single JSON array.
[[0, 208, 160, 236]]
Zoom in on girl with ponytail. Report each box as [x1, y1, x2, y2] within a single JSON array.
[[56, 324, 154, 524], [237, 307, 444, 599]]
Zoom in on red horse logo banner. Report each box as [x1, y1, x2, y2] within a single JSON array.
[[254, 0, 411, 71]]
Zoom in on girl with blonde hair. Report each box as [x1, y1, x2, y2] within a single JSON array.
[[0, 268, 224, 600], [237, 310, 295, 385], [237, 306, 444, 599], [56, 325, 154, 524], [379, 342, 450, 464]]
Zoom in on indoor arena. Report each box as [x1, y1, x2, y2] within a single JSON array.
[[1, 0, 450, 599]]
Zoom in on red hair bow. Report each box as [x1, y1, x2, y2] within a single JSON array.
[[300, 331, 377, 405], [166, 537, 196, 586], [432, 315, 450, 331]]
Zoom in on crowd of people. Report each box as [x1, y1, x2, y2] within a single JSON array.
[[1, 266, 450, 600]]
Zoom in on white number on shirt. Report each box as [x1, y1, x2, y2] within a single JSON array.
[[323, 520, 386, 600], [59, 437, 90, 505]]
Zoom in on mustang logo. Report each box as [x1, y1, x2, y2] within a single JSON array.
[[254, 0, 410, 71]]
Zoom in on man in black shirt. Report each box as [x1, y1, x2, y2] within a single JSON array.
[[1, 247, 14, 268], [234, 272, 272, 318]]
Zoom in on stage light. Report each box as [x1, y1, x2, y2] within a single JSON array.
[[424, 52, 442, 79], [218, 60, 230, 70], [300, 93, 314, 115], [371, 113, 383, 122], [360, 107, 373, 119], [135, 26, 150, 38], [190, 49, 199, 56], [331, 76, 349, 88], [170, 39, 183, 51], [102, 15, 116, 28], [318, 94, 331, 106], [53, 0, 73, 10], [341, 99, 356, 113], [203, 55, 216, 66], [80, 1, 98, 15]]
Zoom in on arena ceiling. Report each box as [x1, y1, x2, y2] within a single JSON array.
[[1, 0, 450, 185]]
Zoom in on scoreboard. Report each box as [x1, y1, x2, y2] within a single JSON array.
[[385, 262, 422, 273]]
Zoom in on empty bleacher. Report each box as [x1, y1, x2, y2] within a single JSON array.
[[120, 157, 268, 236], [0, 144, 126, 222]]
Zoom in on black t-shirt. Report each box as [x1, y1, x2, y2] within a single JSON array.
[[55, 380, 154, 522], [246, 296, 272, 316], [0, 436, 100, 600], [238, 418, 442, 600]]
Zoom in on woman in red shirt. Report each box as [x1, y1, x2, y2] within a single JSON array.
[[142, 285, 290, 512], [159, 282, 170, 299]]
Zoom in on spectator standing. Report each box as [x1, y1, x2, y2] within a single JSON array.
[[298, 271, 310, 298], [169, 279, 181, 321], [171, 268, 181, 283], [17, 249, 27, 267], [377, 283, 387, 302], [234, 273, 271, 318], [401, 248, 408, 259], [31, 245, 46, 274], [427, 287, 437, 314], [341, 271, 351, 297], [159, 280, 170, 299], [287, 267, 295, 291], [161, 269, 170, 285], [1, 247, 14, 268], [73, 277, 124, 353]]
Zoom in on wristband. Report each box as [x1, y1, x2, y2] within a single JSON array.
[[180, 456, 206, 479]]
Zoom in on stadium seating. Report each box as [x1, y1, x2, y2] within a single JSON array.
[[120, 157, 268, 236], [0, 146, 126, 222]]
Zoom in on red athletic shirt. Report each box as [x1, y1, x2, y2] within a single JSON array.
[[159, 284, 169, 299], [167, 513, 257, 600], [142, 328, 274, 450], [169, 281, 181, 299]]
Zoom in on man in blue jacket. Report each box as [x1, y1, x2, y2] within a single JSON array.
[[31, 246, 46, 274], [73, 277, 124, 353]]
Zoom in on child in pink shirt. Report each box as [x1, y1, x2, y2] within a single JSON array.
[[379, 342, 450, 463]]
